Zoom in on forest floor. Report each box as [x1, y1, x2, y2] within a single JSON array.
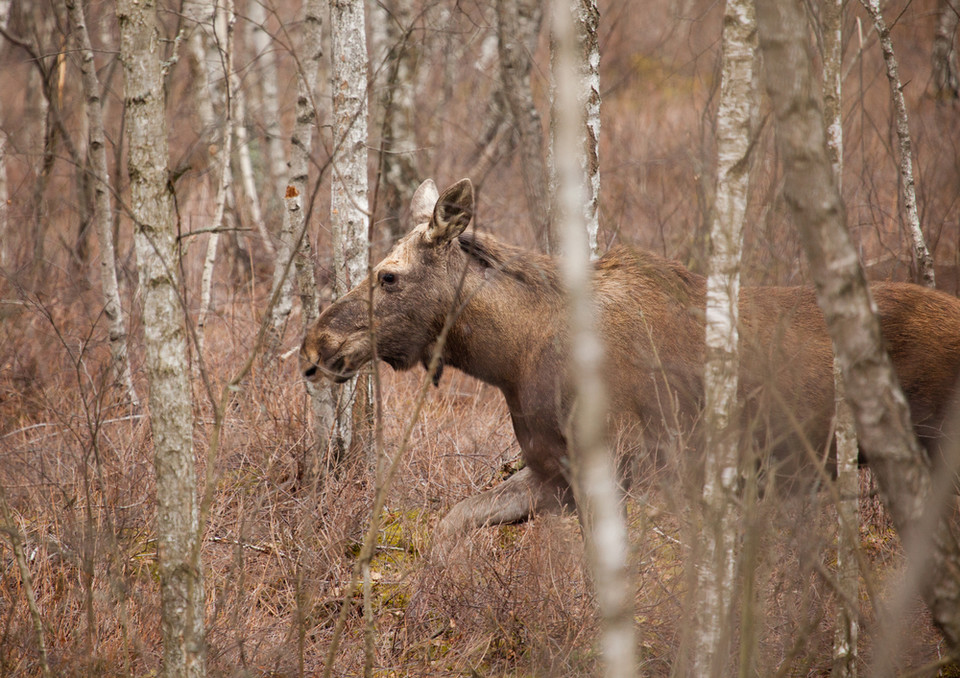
[[0, 274, 954, 677]]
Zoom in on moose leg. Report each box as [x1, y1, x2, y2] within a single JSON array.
[[432, 467, 571, 560]]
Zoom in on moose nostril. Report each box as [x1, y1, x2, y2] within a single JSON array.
[[304, 365, 318, 378]]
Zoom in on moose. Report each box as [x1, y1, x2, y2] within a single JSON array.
[[301, 178, 960, 548]]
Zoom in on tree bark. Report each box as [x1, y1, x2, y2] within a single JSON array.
[[931, 0, 960, 101], [498, 0, 555, 253], [821, 0, 859, 674], [331, 0, 371, 464], [64, 0, 139, 407], [757, 0, 960, 661], [553, 1, 634, 676], [369, 0, 420, 244], [197, 1, 237, 356], [690, 1, 755, 675], [860, 0, 936, 288], [247, 0, 288, 203], [267, 0, 323, 353], [116, 0, 206, 674], [0, 0, 9, 269]]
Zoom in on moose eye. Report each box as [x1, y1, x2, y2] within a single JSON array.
[[378, 271, 398, 287]]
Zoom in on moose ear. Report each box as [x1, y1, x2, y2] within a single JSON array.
[[426, 178, 474, 245], [410, 179, 440, 226]]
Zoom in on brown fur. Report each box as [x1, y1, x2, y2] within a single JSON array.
[[300, 178, 960, 548]]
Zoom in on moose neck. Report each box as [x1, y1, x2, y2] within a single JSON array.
[[442, 251, 563, 394]]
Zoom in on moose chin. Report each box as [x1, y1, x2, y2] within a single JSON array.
[[301, 177, 960, 555]]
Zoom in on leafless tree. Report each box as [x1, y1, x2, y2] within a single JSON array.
[[931, 0, 960, 100], [116, 0, 206, 674], [688, 0, 755, 674], [330, 0, 371, 463], [553, 1, 634, 676], [499, 0, 555, 253], [369, 0, 421, 244], [860, 0, 936, 288], [757, 0, 960, 665], [63, 0, 139, 407], [821, 0, 859, 674]]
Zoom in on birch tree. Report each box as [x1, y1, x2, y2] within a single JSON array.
[[330, 0, 370, 461], [690, 1, 755, 675], [553, 1, 634, 676], [860, 0, 936, 288], [931, 0, 959, 100], [247, 0, 288, 203], [498, 0, 555, 253], [267, 0, 322, 352], [63, 0, 139, 407], [116, 0, 205, 674], [550, 0, 601, 258], [822, 0, 859, 674], [756, 0, 960, 661], [369, 0, 420, 243], [0, 0, 9, 269]]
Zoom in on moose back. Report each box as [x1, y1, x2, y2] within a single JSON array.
[[300, 178, 960, 546]]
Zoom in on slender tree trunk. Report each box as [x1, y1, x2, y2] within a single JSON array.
[[821, 1, 859, 674], [931, 0, 960, 100], [690, 2, 755, 675], [0, 0, 10, 269], [233, 84, 273, 256], [369, 0, 420, 244], [553, 2, 634, 676], [757, 0, 960, 661], [247, 0, 288, 203], [498, 0, 555, 253], [267, 0, 323, 352], [197, 2, 237, 356], [116, 0, 206, 674], [182, 0, 225, 139], [860, 0, 935, 288], [331, 0, 371, 463], [63, 0, 139, 407]]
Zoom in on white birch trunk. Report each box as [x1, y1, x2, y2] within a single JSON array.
[[234, 85, 274, 256], [267, 0, 323, 350], [182, 0, 226, 135], [931, 0, 960, 100], [757, 0, 960, 656], [553, 2, 634, 676], [197, 2, 237, 356], [331, 0, 370, 459], [577, 0, 601, 258], [691, 1, 755, 675], [549, 0, 600, 258], [116, 0, 205, 674], [64, 0, 139, 407], [247, 0, 288, 201], [499, 0, 554, 253], [369, 0, 420, 243], [823, 1, 859, 674], [0, 0, 9, 269], [860, 0, 936, 288]]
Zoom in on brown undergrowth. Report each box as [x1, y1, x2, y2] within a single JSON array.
[[0, 276, 951, 676]]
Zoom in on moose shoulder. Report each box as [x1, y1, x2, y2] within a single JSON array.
[[300, 177, 960, 547]]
